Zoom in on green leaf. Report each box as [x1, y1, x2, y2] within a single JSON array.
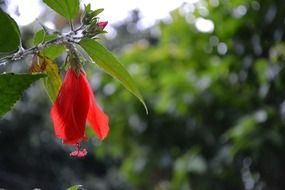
[[0, 73, 46, 117], [79, 38, 148, 113], [91, 8, 104, 17], [32, 30, 65, 59], [42, 45, 65, 60], [84, 4, 91, 12], [66, 185, 83, 190], [0, 10, 21, 53], [42, 33, 65, 59], [75, 43, 93, 64], [32, 29, 46, 45], [43, 0, 80, 20]]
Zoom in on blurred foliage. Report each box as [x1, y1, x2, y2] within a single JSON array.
[[99, 0, 285, 189], [1, 0, 285, 189]]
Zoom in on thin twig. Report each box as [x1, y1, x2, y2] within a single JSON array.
[[0, 30, 83, 65]]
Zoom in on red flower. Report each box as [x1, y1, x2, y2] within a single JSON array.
[[97, 21, 108, 30], [50, 67, 109, 157]]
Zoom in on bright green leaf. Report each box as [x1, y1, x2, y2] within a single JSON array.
[[32, 29, 46, 45], [0, 73, 46, 117], [84, 4, 91, 12], [42, 45, 65, 60], [0, 10, 21, 53], [43, 0, 80, 20], [79, 38, 148, 113], [32, 30, 65, 59], [42, 33, 65, 59], [66, 185, 83, 190]]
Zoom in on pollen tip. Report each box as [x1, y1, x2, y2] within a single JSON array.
[[69, 148, 88, 157], [69, 143, 88, 157]]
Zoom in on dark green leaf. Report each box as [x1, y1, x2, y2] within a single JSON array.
[[0, 73, 46, 117], [43, 0, 80, 20], [0, 10, 21, 53], [79, 38, 148, 113]]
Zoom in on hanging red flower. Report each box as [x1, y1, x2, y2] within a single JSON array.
[[50, 67, 109, 157]]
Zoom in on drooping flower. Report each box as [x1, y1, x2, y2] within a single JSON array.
[[50, 67, 109, 157]]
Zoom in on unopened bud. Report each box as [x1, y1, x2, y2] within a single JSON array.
[[97, 21, 108, 30]]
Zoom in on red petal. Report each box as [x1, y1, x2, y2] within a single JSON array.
[[81, 74, 109, 140], [50, 68, 90, 144]]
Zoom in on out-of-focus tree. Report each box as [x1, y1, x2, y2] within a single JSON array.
[[97, 0, 285, 189]]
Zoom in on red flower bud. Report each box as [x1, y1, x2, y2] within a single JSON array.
[[50, 67, 109, 157], [97, 21, 108, 30]]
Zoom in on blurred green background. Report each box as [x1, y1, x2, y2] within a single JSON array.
[[1, 0, 285, 189]]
